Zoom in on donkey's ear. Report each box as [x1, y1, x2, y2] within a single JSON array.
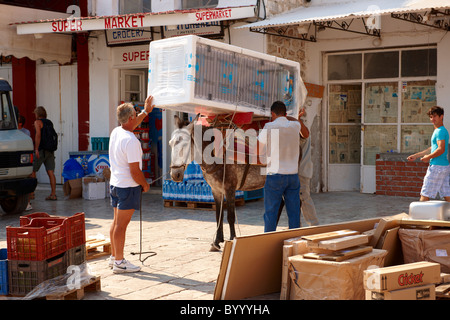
[[186, 113, 200, 132], [174, 115, 184, 129]]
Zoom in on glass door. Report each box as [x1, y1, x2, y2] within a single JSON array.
[[328, 84, 362, 191]]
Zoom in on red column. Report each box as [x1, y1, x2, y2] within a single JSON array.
[[12, 57, 36, 136], [77, 33, 90, 151], [77, 0, 90, 151]]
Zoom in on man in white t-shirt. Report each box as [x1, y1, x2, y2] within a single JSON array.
[[258, 101, 309, 232], [108, 95, 153, 273]]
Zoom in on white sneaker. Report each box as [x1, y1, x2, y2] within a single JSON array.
[[113, 259, 141, 274], [108, 256, 115, 269], [25, 203, 32, 211]]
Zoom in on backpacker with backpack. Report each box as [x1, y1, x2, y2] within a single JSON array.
[[39, 118, 58, 152]]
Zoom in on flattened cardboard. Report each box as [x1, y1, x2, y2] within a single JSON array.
[[380, 227, 403, 267], [214, 217, 380, 300], [302, 229, 359, 242], [307, 234, 369, 251], [369, 213, 409, 248]]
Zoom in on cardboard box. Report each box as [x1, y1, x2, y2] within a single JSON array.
[[82, 176, 106, 200], [63, 178, 82, 199], [288, 249, 387, 300], [214, 217, 381, 300], [363, 261, 441, 292], [365, 284, 436, 300], [399, 228, 450, 273]]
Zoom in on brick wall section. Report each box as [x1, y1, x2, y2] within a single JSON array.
[[376, 154, 428, 197]]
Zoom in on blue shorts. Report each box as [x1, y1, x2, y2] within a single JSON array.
[[110, 185, 142, 210]]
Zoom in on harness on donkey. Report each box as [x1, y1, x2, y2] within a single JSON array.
[[199, 113, 267, 190]]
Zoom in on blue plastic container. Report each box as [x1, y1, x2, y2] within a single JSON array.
[[0, 248, 8, 295]]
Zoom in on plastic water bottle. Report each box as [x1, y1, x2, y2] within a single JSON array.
[[205, 184, 213, 202], [179, 182, 186, 201], [184, 162, 193, 181], [168, 181, 174, 200], [193, 161, 202, 179], [194, 182, 201, 202], [200, 182, 206, 202], [185, 182, 192, 201], [162, 180, 168, 200]]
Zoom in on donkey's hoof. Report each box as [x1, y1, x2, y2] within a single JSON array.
[[210, 243, 221, 252]]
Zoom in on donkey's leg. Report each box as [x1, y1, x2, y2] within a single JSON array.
[[210, 191, 225, 251], [226, 189, 237, 240]]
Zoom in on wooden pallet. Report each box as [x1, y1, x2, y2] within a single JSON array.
[[45, 276, 101, 300], [164, 198, 245, 211], [86, 238, 111, 260]]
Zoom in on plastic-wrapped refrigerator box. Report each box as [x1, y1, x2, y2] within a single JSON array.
[[147, 35, 307, 118]]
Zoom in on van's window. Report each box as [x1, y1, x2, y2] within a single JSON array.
[[0, 91, 17, 130]]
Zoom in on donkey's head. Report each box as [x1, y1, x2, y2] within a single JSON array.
[[168, 114, 199, 182]]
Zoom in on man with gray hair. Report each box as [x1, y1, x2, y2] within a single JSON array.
[[108, 95, 154, 273]]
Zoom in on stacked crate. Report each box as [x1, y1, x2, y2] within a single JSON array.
[[4, 212, 86, 296]]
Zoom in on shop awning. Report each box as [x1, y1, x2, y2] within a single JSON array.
[[1, 4, 72, 64], [12, 4, 257, 35], [237, 0, 450, 36]]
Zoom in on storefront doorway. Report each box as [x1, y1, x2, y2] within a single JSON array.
[[326, 47, 437, 193], [120, 68, 163, 184]]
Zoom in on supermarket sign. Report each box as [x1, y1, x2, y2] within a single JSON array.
[[14, 6, 255, 35]]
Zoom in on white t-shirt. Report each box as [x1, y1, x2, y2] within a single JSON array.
[[109, 126, 142, 188], [258, 117, 300, 175]]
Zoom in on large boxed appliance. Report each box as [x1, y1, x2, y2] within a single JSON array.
[[147, 35, 307, 118]]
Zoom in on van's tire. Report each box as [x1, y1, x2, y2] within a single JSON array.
[[0, 194, 29, 214]]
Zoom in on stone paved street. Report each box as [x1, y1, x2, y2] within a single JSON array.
[[0, 184, 415, 300]]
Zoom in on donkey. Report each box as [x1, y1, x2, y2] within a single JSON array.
[[169, 114, 267, 251]]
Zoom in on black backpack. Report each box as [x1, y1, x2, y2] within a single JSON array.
[[40, 119, 58, 152]]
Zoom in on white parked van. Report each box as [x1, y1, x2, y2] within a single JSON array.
[[0, 78, 37, 214]]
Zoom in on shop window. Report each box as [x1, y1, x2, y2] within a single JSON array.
[[363, 125, 397, 165], [119, 0, 151, 14], [123, 71, 145, 102], [182, 0, 219, 9], [329, 125, 361, 164], [401, 49, 437, 77], [401, 80, 436, 123], [364, 82, 398, 123], [401, 125, 434, 154], [327, 47, 437, 168], [327, 54, 362, 80], [364, 51, 399, 79]]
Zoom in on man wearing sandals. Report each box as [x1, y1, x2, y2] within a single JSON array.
[[108, 95, 154, 273], [31, 106, 57, 201]]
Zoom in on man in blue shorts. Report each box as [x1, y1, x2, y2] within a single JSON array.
[[407, 106, 450, 202], [108, 95, 153, 273]]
